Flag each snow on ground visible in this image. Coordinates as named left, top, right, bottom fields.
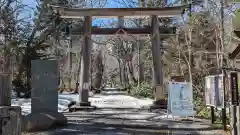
left=11, top=91, right=154, bottom=115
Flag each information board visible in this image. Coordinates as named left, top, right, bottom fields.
left=167, top=82, right=195, bottom=117
left=204, top=74, right=224, bottom=108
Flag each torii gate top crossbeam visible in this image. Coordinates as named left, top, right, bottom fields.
left=50, top=5, right=185, bottom=18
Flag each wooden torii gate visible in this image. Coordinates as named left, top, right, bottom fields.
left=51, top=5, right=184, bottom=108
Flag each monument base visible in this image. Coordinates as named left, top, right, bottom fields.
left=69, top=102, right=97, bottom=112
left=149, top=99, right=168, bottom=111
left=23, top=111, right=67, bottom=132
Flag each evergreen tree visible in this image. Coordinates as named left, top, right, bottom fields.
left=13, top=0, right=84, bottom=97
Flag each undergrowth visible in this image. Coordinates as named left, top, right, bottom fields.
left=129, top=82, right=229, bottom=125
left=129, top=83, right=154, bottom=99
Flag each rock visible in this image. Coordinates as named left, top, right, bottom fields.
left=89, top=91, right=94, bottom=96
left=45, top=112, right=67, bottom=126
left=22, top=112, right=67, bottom=132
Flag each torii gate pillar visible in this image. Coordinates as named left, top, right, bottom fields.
left=151, top=15, right=166, bottom=108
left=78, top=16, right=92, bottom=106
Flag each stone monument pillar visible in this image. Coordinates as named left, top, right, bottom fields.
left=31, top=60, right=58, bottom=113
left=23, top=60, right=67, bottom=132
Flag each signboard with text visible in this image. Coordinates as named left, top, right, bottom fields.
left=167, top=82, right=195, bottom=117
left=205, top=74, right=224, bottom=108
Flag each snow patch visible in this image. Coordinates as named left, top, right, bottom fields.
left=11, top=92, right=154, bottom=115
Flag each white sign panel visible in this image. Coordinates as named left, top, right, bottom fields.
left=204, top=74, right=224, bottom=108
left=167, top=82, right=195, bottom=117
left=83, top=82, right=89, bottom=89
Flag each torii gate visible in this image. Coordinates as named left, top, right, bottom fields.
left=51, top=5, right=184, bottom=109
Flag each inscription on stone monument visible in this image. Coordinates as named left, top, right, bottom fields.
left=31, top=60, right=58, bottom=113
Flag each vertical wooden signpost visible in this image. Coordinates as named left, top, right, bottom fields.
left=230, top=72, right=239, bottom=135
left=229, top=0, right=240, bottom=133
left=230, top=72, right=238, bottom=135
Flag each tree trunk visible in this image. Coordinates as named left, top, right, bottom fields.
left=75, top=52, right=82, bottom=93
left=138, top=41, right=144, bottom=82
left=67, top=30, right=73, bottom=90
left=123, top=62, right=129, bottom=88
left=92, top=50, right=104, bottom=90
left=117, top=59, right=123, bottom=87
left=127, top=61, right=137, bottom=83
left=187, top=29, right=193, bottom=83
left=132, top=50, right=144, bottom=83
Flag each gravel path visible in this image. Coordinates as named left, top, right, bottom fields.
left=21, top=90, right=227, bottom=135
left=22, top=109, right=226, bottom=135
left=21, top=109, right=227, bottom=135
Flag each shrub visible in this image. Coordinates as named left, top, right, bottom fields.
left=129, top=83, right=154, bottom=98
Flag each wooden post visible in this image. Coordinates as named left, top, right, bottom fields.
left=222, top=70, right=227, bottom=131
left=151, top=15, right=165, bottom=106
left=230, top=72, right=239, bottom=134
left=0, top=72, right=12, bottom=106
left=237, top=105, right=240, bottom=135
left=79, top=16, right=92, bottom=106
left=118, top=16, right=124, bottom=28
left=210, top=106, right=215, bottom=124
left=151, top=15, right=161, bottom=87
left=75, top=52, right=81, bottom=93
left=231, top=105, right=237, bottom=135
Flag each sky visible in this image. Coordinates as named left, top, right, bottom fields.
left=22, top=0, right=125, bottom=26
left=21, top=0, right=177, bottom=26
left=21, top=0, right=36, bottom=19
left=21, top=0, right=240, bottom=27
left=22, top=0, right=36, bottom=6
left=22, top=0, right=128, bottom=8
